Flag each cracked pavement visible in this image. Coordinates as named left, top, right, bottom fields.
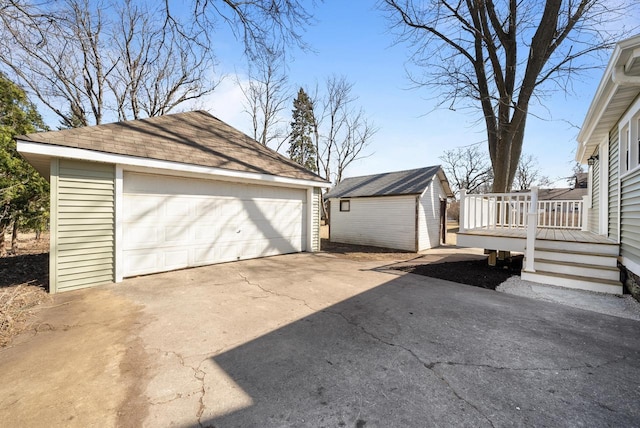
left=1, top=252, right=639, bottom=427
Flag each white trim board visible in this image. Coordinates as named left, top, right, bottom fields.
left=17, top=140, right=330, bottom=190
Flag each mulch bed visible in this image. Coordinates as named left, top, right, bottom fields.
left=321, top=239, right=523, bottom=290
left=393, top=255, right=523, bottom=290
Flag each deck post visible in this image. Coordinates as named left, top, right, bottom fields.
left=459, top=189, right=467, bottom=232
left=524, top=186, right=538, bottom=272
left=581, top=195, right=589, bottom=231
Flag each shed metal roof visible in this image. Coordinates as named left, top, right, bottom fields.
left=325, top=166, right=453, bottom=199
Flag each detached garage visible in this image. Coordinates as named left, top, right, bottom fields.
left=17, top=111, right=329, bottom=293
left=325, top=166, right=453, bottom=251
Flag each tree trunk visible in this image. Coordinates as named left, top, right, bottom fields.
left=0, top=225, right=6, bottom=257
left=11, top=220, right=18, bottom=254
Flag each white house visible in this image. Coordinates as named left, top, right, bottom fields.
left=325, top=166, right=453, bottom=251
left=17, top=111, right=330, bottom=293
left=576, top=34, right=640, bottom=299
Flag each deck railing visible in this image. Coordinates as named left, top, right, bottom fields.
left=459, top=188, right=589, bottom=273
left=459, top=189, right=586, bottom=232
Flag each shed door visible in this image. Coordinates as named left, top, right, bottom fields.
left=122, top=172, right=306, bottom=277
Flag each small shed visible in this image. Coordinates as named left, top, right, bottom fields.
left=17, top=111, right=329, bottom=293
left=325, top=166, right=453, bottom=251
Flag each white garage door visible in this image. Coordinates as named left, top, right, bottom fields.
left=123, top=172, right=307, bottom=277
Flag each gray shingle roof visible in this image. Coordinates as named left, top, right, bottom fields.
left=538, top=188, right=588, bottom=200
left=18, top=110, right=327, bottom=183
left=325, top=166, right=453, bottom=198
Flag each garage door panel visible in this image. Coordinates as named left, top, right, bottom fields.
left=123, top=172, right=307, bottom=277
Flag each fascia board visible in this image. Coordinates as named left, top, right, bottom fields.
left=17, top=140, right=331, bottom=189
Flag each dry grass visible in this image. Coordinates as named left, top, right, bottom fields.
left=0, top=284, right=50, bottom=347
left=1, top=232, right=50, bottom=348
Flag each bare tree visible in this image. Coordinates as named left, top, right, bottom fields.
left=107, top=1, right=216, bottom=121
left=0, top=0, right=106, bottom=127
left=0, top=0, right=314, bottom=125
left=382, top=0, right=637, bottom=192
left=439, top=144, right=492, bottom=196
left=239, top=50, right=290, bottom=150
left=169, top=0, right=316, bottom=58
left=512, top=154, right=552, bottom=190
left=314, top=75, right=376, bottom=184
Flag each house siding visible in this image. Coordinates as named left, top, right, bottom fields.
left=50, top=159, right=115, bottom=293
left=329, top=195, right=416, bottom=251
left=620, top=167, right=640, bottom=269
left=418, top=178, right=444, bottom=250
left=589, top=156, right=600, bottom=233
left=608, top=127, right=620, bottom=240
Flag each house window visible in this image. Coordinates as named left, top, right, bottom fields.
left=621, top=123, right=631, bottom=173
left=339, top=200, right=350, bottom=212
left=618, top=96, right=640, bottom=177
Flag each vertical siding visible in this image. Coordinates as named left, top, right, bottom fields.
left=311, top=187, right=321, bottom=252
left=608, top=127, right=619, bottom=240
left=417, top=178, right=444, bottom=250
left=51, top=159, right=115, bottom=292
left=620, top=167, right=640, bottom=266
left=588, top=156, right=600, bottom=232
left=329, top=196, right=416, bottom=251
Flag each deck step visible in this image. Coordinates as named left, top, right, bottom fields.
left=534, top=248, right=618, bottom=267
left=531, top=258, right=620, bottom=281
left=521, top=270, right=623, bottom=295
left=534, top=239, right=619, bottom=255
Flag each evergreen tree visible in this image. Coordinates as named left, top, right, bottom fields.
left=0, top=74, right=49, bottom=255
left=287, top=88, right=317, bottom=172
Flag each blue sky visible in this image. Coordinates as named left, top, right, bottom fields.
left=200, top=1, right=611, bottom=187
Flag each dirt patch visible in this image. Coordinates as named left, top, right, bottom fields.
left=321, top=239, right=421, bottom=262
left=393, top=255, right=523, bottom=290
left=1, top=233, right=50, bottom=348
left=0, top=284, right=50, bottom=347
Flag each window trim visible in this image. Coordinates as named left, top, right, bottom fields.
left=619, top=96, right=640, bottom=179
left=339, top=199, right=350, bottom=212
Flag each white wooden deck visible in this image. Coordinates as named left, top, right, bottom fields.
left=458, top=227, right=616, bottom=244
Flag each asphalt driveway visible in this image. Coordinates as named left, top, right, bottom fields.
left=1, top=252, right=639, bottom=427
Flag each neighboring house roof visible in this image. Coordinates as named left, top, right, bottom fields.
left=537, top=188, right=588, bottom=201
left=324, top=166, right=454, bottom=199
left=577, top=34, right=640, bottom=163
left=17, top=110, right=327, bottom=184
left=575, top=172, right=588, bottom=188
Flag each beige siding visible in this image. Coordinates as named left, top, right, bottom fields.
left=51, top=159, right=115, bottom=293
left=329, top=195, right=416, bottom=251
left=588, top=156, right=600, bottom=232
left=417, top=178, right=444, bottom=250
left=311, top=187, right=321, bottom=252
left=608, top=127, right=620, bottom=240
left=620, top=167, right=640, bottom=266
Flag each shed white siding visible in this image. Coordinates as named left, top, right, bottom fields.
left=311, top=187, right=322, bottom=252
left=329, top=195, right=416, bottom=251
left=122, top=172, right=307, bottom=277
left=418, top=179, right=444, bottom=250
left=50, top=159, right=115, bottom=293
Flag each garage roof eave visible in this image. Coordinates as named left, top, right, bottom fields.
left=17, top=140, right=331, bottom=189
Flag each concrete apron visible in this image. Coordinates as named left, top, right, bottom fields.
left=0, top=252, right=639, bottom=427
